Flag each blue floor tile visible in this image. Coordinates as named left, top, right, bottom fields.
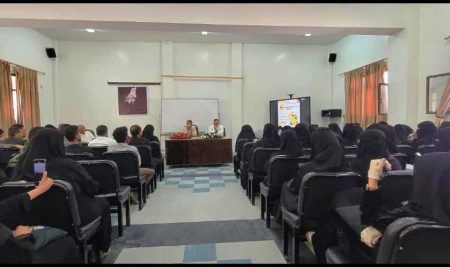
left=194, top=180, right=210, bottom=184
left=178, top=184, right=195, bottom=188
left=183, top=243, right=217, bottom=262
left=193, top=188, right=210, bottom=193
left=223, top=179, right=238, bottom=183
left=164, top=181, right=180, bottom=185
left=209, top=183, right=225, bottom=188
left=217, top=259, right=252, bottom=264
left=181, top=176, right=196, bottom=180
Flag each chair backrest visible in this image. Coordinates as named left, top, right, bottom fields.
left=392, top=153, right=408, bottom=170
left=376, top=217, right=450, bottom=263
left=103, top=151, right=140, bottom=178
left=379, top=170, right=414, bottom=210
left=0, top=181, right=35, bottom=202
left=236, top=139, right=250, bottom=155
left=302, top=147, right=312, bottom=156
left=135, top=145, right=153, bottom=168
left=343, top=154, right=357, bottom=169
left=29, top=180, right=83, bottom=240
left=417, top=144, right=436, bottom=155
left=0, top=146, right=21, bottom=166
left=149, top=141, right=162, bottom=158
left=78, top=160, right=120, bottom=195
left=266, top=155, right=305, bottom=194
left=251, top=147, right=280, bottom=174
left=90, top=146, right=108, bottom=160
left=396, top=145, right=414, bottom=163
left=240, top=141, right=255, bottom=165
left=65, top=152, right=94, bottom=161
left=298, top=172, right=362, bottom=223
left=343, top=145, right=358, bottom=155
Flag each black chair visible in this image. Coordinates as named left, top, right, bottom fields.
left=78, top=160, right=131, bottom=237
left=29, top=180, right=102, bottom=263
left=0, top=146, right=21, bottom=168
left=103, top=151, right=149, bottom=210
left=90, top=146, right=108, bottom=160
left=343, top=145, right=358, bottom=155
left=417, top=144, right=436, bottom=155
left=239, top=141, right=255, bottom=191
left=0, top=180, right=35, bottom=201
left=248, top=147, right=280, bottom=205
left=281, top=172, right=362, bottom=264
left=397, top=145, right=414, bottom=164
left=260, top=155, right=307, bottom=228
left=326, top=217, right=450, bottom=264
left=302, top=147, right=312, bottom=156
left=379, top=170, right=414, bottom=210
left=234, top=139, right=251, bottom=178
left=135, top=145, right=156, bottom=194
left=149, top=141, right=164, bottom=180
left=343, top=154, right=357, bottom=169
left=65, top=152, right=94, bottom=161
left=392, top=153, right=408, bottom=170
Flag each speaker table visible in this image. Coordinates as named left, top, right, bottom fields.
left=165, top=138, right=233, bottom=166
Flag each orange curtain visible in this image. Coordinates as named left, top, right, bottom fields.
left=345, top=69, right=364, bottom=124
left=435, top=74, right=450, bottom=126
left=16, top=67, right=40, bottom=129
left=0, top=61, right=14, bottom=132
left=364, top=61, right=388, bottom=127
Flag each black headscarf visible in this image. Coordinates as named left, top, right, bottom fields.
left=394, top=124, right=409, bottom=144
left=328, top=123, right=343, bottom=137
left=261, top=123, right=280, bottom=147
left=294, top=123, right=311, bottom=148
left=310, top=128, right=344, bottom=171
left=411, top=152, right=450, bottom=225
left=237, top=124, right=256, bottom=141
left=342, top=123, right=360, bottom=146
left=351, top=129, right=388, bottom=178
left=435, top=126, right=450, bottom=152
left=142, top=124, right=155, bottom=140
left=440, top=121, right=450, bottom=128
left=417, top=121, right=437, bottom=140
left=309, top=124, right=319, bottom=133
left=367, top=123, right=398, bottom=153
left=279, top=129, right=299, bottom=157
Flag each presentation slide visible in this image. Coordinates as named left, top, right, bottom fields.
left=277, top=99, right=301, bottom=127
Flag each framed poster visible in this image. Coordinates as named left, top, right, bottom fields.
left=118, top=86, right=147, bottom=115
left=426, top=73, right=450, bottom=114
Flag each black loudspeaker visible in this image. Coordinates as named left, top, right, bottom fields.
left=46, top=48, right=56, bottom=58
left=321, top=109, right=342, bottom=117
left=328, top=53, right=337, bottom=63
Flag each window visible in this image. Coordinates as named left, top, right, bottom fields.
left=11, top=74, right=18, bottom=123
left=378, top=71, right=388, bottom=115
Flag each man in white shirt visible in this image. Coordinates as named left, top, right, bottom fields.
left=88, top=125, right=118, bottom=147
left=207, top=119, right=225, bottom=137
left=78, top=124, right=95, bottom=143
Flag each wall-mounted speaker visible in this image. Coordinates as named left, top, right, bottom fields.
left=328, top=53, right=337, bottom=63
left=46, top=48, right=56, bottom=58
left=321, top=109, right=342, bottom=117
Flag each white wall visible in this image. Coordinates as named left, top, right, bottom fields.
left=0, top=27, right=55, bottom=126
left=55, top=41, right=161, bottom=137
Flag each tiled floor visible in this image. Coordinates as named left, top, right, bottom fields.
left=107, top=164, right=314, bottom=264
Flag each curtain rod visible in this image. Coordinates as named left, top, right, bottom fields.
left=338, top=58, right=387, bottom=77
left=0, top=58, right=46, bottom=76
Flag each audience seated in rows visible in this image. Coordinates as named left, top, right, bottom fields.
left=129, top=125, right=152, bottom=147
left=440, top=121, right=450, bottom=128
left=234, top=125, right=256, bottom=175
left=78, top=124, right=95, bottom=144
left=394, top=124, right=410, bottom=145
left=88, top=125, right=117, bottom=147
left=0, top=173, right=82, bottom=263
left=0, top=124, right=26, bottom=146
left=142, top=124, right=160, bottom=144
left=367, top=123, right=399, bottom=154
left=410, top=121, right=437, bottom=151
left=281, top=127, right=347, bottom=213
left=294, top=123, right=311, bottom=150
left=328, top=123, right=343, bottom=137
left=64, top=125, right=94, bottom=155
left=11, top=128, right=112, bottom=255
left=342, top=123, right=361, bottom=147
left=7, top=126, right=44, bottom=170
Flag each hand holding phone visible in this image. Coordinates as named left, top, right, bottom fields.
left=33, top=159, right=46, bottom=184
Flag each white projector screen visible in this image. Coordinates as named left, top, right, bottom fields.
left=161, top=98, right=219, bottom=134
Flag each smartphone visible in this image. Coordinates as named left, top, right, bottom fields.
left=33, top=159, right=46, bottom=184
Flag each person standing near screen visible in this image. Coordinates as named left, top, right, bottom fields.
left=208, top=119, right=225, bottom=137
left=182, top=120, right=198, bottom=137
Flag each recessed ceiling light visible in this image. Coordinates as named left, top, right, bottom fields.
left=86, top=29, right=96, bottom=33
left=201, top=31, right=208, bottom=35
left=304, top=33, right=312, bottom=37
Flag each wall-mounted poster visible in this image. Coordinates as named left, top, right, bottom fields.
left=118, top=86, right=147, bottom=115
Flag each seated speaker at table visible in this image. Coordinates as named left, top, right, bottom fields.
left=207, top=119, right=225, bottom=137
left=182, top=120, right=198, bottom=138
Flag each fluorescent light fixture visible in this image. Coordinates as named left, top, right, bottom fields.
left=304, top=33, right=312, bottom=37
left=86, top=29, right=96, bottom=33
left=201, top=31, right=208, bottom=35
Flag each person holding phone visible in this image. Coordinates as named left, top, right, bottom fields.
left=0, top=172, right=82, bottom=263
left=11, top=128, right=112, bottom=260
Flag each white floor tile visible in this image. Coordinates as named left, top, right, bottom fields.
left=216, top=240, right=286, bottom=264
left=115, top=245, right=185, bottom=264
